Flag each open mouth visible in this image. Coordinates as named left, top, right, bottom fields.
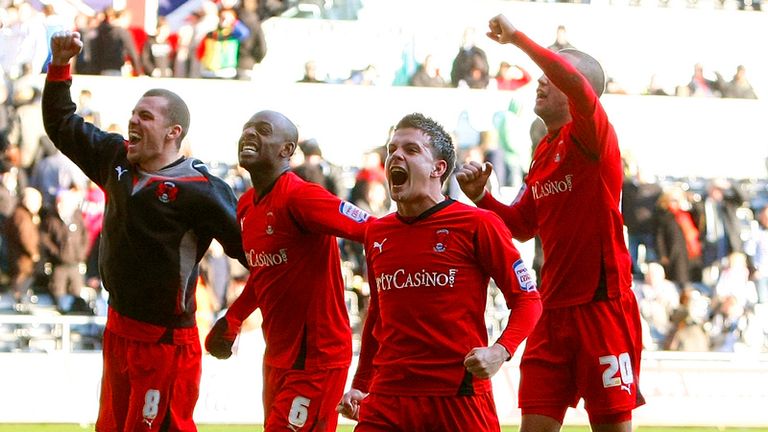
left=390, top=167, right=408, bottom=186
left=240, top=146, right=258, bottom=156
left=128, top=132, right=141, bottom=144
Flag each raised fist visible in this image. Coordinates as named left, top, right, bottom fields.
left=50, top=31, right=83, bottom=66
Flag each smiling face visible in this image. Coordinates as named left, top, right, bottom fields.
left=534, top=50, right=605, bottom=128
left=533, top=74, right=571, bottom=125
left=385, top=127, right=446, bottom=206
left=127, top=96, right=180, bottom=169
left=237, top=110, right=297, bottom=181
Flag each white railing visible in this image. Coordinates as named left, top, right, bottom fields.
left=0, top=313, right=106, bottom=353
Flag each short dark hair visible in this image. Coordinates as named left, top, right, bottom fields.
left=395, top=113, right=455, bottom=183
left=142, top=88, right=191, bottom=145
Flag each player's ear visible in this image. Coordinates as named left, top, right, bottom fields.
left=282, top=141, right=297, bottom=159
left=166, top=124, right=182, bottom=141
left=431, top=160, right=447, bottom=178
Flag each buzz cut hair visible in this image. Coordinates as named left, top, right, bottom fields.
left=395, top=113, right=456, bottom=183
left=142, top=88, right=191, bottom=145
left=558, top=49, right=606, bottom=97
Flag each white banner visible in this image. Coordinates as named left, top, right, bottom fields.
left=1, top=332, right=766, bottom=427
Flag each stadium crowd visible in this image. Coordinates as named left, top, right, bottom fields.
left=0, top=0, right=766, bottom=357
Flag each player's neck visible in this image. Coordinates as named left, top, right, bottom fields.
left=396, top=193, right=445, bottom=218
left=250, top=166, right=289, bottom=196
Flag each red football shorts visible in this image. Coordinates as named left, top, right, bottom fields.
left=262, top=365, right=348, bottom=432
left=355, top=392, right=501, bottom=432
left=518, top=289, right=645, bottom=423
left=96, top=328, right=202, bottom=432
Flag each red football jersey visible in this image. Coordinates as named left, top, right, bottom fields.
left=352, top=199, right=541, bottom=396
left=478, top=33, right=632, bottom=309
left=227, top=172, right=370, bottom=369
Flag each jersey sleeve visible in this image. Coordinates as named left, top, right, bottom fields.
left=351, top=245, right=380, bottom=393
left=224, top=270, right=258, bottom=325
left=474, top=211, right=542, bottom=357
left=513, top=31, right=609, bottom=159
left=197, top=170, right=247, bottom=268
left=42, top=63, right=124, bottom=186
left=477, top=184, right=538, bottom=242
left=287, top=181, right=372, bottom=243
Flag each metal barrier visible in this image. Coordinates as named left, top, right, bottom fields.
left=0, top=313, right=106, bottom=353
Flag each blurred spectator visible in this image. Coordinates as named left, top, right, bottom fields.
left=409, top=54, right=447, bottom=88
left=292, top=138, right=343, bottom=196
left=0, top=68, right=14, bottom=145
left=39, top=188, right=89, bottom=309
left=4, top=187, right=42, bottom=302
left=40, top=4, right=67, bottom=72
left=141, top=17, right=177, bottom=78
left=121, top=9, right=148, bottom=75
left=12, top=76, right=46, bottom=171
left=623, top=161, right=662, bottom=278
left=686, top=63, right=722, bottom=97
left=746, top=206, right=768, bottom=303
left=450, top=27, right=489, bottom=89
left=645, top=74, right=670, bottom=96
left=73, top=13, right=99, bottom=75
left=76, top=89, right=101, bottom=127
left=492, top=98, right=528, bottom=187
left=701, top=179, right=745, bottom=270
left=736, top=0, right=762, bottom=10
left=0, top=145, right=28, bottom=218
left=722, top=65, right=757, bottom=99
left=355, top=150, right=386, bottom=185
left=0, top=2, right=48, bottom=77
left=453, top=110, right=481, bottom=151
left=713, top=252, right=758, bottom=309
left=200, top=240, right=229, bottom=314
left=297, top=60, right=325, bottom=83
left=81, top=179, right=104, bottom=283
left=197, top=7, right=251, bottom=79
left=655, top=188, right=702, bottom=289
left=547, top=24, right=575, bottom=51
left=345, top=64, right=378, bottom=85
left=91, top=8, right=143, bottom=76
left=664, top=288, right=710, bottom=351
left=258, top=0, right=292, bottom=19
left=494, top=61, right=531, bottom=91
left=236, top=0, right=268, bottom=80
left=635, top=262, right=681, bottom=348
left=30, top=137, right=88, bottom=210
left=605, top=76, right=628, bottom=95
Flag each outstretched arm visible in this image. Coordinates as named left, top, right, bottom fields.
left=487, top=15, right=596, bottom=112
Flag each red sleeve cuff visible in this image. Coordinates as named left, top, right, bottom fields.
left=47, top=63, right=72, bottom=82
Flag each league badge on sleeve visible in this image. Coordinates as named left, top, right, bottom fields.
left=339, top=201, right=370, bottom=223
left=513, top=259, right=536, bottom=292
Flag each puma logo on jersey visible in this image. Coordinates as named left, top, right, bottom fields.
left=115, top=166, right=128, bottom=181
left=620, top=384, right=632, bottom=395
left=373, top=239, right=387, bottom=253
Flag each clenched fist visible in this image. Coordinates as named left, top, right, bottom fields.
left=50, top=31, right=83, bottom=66
left=204, top=315, right=242, bottom=359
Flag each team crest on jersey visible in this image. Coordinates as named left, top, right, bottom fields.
left=265, top=211, right=275, bottom=235
left=156, top=181, right=178, bottom=203
left=513, top=259, right=536, bottom=292
left=433, top=228, right=450, bottom=252
left=339, top=201, right=370, bottom=223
